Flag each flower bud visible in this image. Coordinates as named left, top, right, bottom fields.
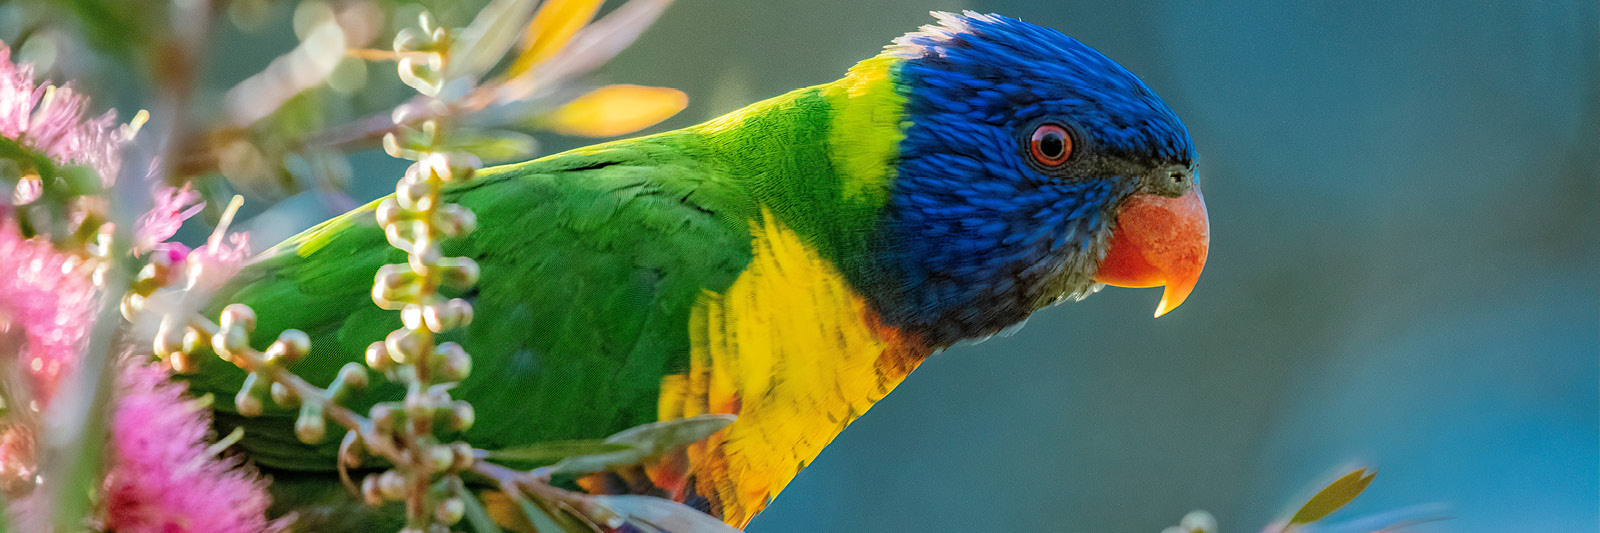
left=387, top=364, right=418, bottom=385
left=1178, top=511, right=1217, bottom=533
left=450, top=441, right=475, bottom=471
left=168, top=350, right=200, bottom=374
left=376, top=263, right=417, bottom=289
left=385, top=328, right=425, bottom=365
left=153, top=320, right=186, bottom=358
left=448, top=400, right=474, bottom=433
left=436, top=497, right=465, bottom=525
left=373, top=269, right=419, bottom=310
left=375, top=198, right=407, bottom=227
left=428, top=444, right=455, bottom=472
left=211, top=327, right=250, bottom=358
left=235, top=376, right=265, bottom=417
left=405, top=389, right=435, bottom=421
left=436, top=257, right=479, bottom=289
left=361, top=474, right=385, bottom=505
left=182, top=327, right=205, bottom=354
left=365, top=340, right=393, bottom=370
left=408, top=242, right=440, bottom=273
left=433, top=204, right=476, bottom=237
left=434, top=342, right=471, bottom=382
left=266, top=329, right=311, bottom=364
left=220, top=304, right=257, bottom=332
left=422, top=302, right=462, bottom=333
left=377, top=470, right=408, bottom=500
left=295, top=407, right=327, bottom=444
left=338, top=362, right=370, bottom=390
left=443, top=153, right=481, bottom=183
left=451, top=299, right=473, bottom=328
left=396, top=174, right=434, bottom=211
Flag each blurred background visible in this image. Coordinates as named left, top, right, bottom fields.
left=6, top=1, right=1594, bottom=531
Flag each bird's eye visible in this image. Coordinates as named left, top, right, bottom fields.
left=1029, top=123, right=1073, bottom=167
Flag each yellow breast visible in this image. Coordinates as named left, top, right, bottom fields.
left=652, top=210, right=930, bottom=527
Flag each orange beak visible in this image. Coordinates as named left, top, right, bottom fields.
left=1093, top=188, right=1210, bottom=317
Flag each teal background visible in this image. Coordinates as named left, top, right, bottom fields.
left=53, top=0, right=1597, bottom=530
left=599, top=3, right=1597, bottom=532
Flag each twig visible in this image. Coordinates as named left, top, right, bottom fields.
left=185, top=315, right=371, bottom=435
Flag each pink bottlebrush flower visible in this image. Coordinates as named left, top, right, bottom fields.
left=101, top=362, right=281, bottom=533
left=0, top=216, right=100, bottom=403
left=136, top=184, right=204, bottom=254
left=187, top=229, right=253, bottom=290
left=2, top=41, right=273, bottom=532
left=0, top=44, right=124, bottom=182
left=133, top=201, right=254, bottom=328
left=0, top=40, right=129, bottom=404
left=0, top=38, right=131, bottom=403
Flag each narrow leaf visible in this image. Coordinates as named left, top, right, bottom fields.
left=549, top=414, right=733, bottom=477
left=440, top=128, right=541, bottom=163
left=592, top=494, right=742, bottom=533
left=507, top=0, right=605, bottom=77
left=543, top=84, right=687, bottom=137
left=43, top=231, right=130, bottom=532
left=511, top=491, right=574, bottom=533
left=449, top=479, right=506, bottom=533
left=449, top=0, right=543, bottom=82
left=496, top=0, right=672, bottom=101
left=486, top=439, right=634, bottom=467
left=1290, top=467, right=1377, bottom=524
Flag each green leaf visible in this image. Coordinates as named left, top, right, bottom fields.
left=549, top=414, right=734, bottom=477
left=1289, top=467, right=1377, bottom=524
left=525, top=0, right=673, bottom=82
left=0, top=135, right=60, bottom=181
left=592, top=494, right=742, bottom=533
left=440, top=129, right=540, bottom=163
left=485, top=439, right=634, bottom=468
left=449, top=0, right=543, bottom=82
left=507, top=490, right=592, bottom=533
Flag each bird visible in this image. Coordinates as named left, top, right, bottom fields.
left=182, top=11, right=1209, bottom=530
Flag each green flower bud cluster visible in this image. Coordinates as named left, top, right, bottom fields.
left=204, top=304, right=370, bottom=447
left=348, top=11, right=490, bottom=529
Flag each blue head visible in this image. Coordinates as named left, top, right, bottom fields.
left=864, top=12, right=1202, bottom=345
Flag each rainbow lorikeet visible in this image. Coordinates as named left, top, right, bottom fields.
left=186, top=11, right=1208, bottom=530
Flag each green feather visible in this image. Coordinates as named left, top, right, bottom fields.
left=186, top=132, right=764, bottom=469
left=180, top=56, right=909, bottom=509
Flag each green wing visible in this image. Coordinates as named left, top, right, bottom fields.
left=183, top=133, right=758, bottom=471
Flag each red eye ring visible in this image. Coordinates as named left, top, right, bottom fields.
left=1029, top=123, right=1073, bottom=166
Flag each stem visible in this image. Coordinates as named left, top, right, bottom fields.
left=186, top=316, right=371, bottom=435
left=40, top=241, right=128, bottom=532
left=35, top=0, right=222, bottom=518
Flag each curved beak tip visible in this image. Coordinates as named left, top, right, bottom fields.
left=1152, top=280, right=1197, bottom=318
